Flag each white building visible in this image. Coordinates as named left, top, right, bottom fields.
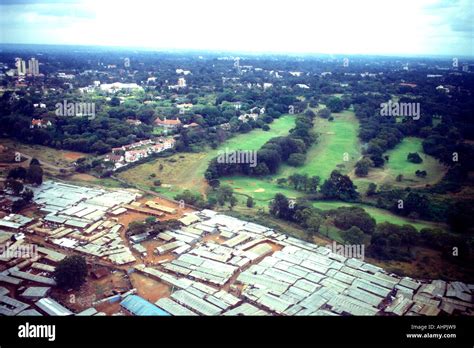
left=28, top=58, right=40, bottom=76
left=178, top=77, right=187, bottom=87
left=15, top=58, right=26, bottom=76
left=99, top=82, right=142, bottom=93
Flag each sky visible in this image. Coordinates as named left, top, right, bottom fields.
left=0, top=0, right=472, bottom=57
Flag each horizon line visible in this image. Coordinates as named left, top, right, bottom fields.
left=1, top=42, right=473, bottom=61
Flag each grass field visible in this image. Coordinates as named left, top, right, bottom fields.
left=277, top=109, right=361, bottom=180
left=118, top=115, right=296, bottom=197
left=0, top=138, right=88, bottom=168
left=218, top=109, right=361, bottom=204
left=311, top=200, right=445, bottom=231
left=353, top=137, right=447, bottom=192
left=220, top=175, right=304, bottom=205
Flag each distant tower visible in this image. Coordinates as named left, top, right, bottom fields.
left=234, top=57, right=241, bottom=74
left=28, top=58, right=39, bottom=76
left=15, top=58, right=26, bottom=76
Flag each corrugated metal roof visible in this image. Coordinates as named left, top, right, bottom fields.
left=120, top=295, right=170, bottom=316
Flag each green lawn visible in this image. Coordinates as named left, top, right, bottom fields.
left=353, top=137, right=447, bottom=192
left=220, top=109, right=361, bottom=204
left=220, top=175, right=304, bottom=206
left=312, top=201, right=444, bottom=231
left=277, top=109, right=361, bottom=180
left=118, top=115, right=296, bottom=196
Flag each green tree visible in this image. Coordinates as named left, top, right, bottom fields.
left=246, top=197, right=254, bottom=208
left=355, top=158, right=372, bottom=177
left=317, top=107, right=331, bottom=119
left=341, top=226, right=365, bottom=245
left=26, top=164, right=43, bottom=185
left=229, top=195, right=238, bottom=210
left=320, top=170, right=359, bottom=201
left=366, top=183, right=377, bottom=196
left=407, top=152, right=423, bottom=164
left=326, top=97, right=344, bottom=112
left=287, top=153, right=306, bottom=167
left=5, top=179, right=23, bottom=195
left=53, top=255, right=88, bottom=290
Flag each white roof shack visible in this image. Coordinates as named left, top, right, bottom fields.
left=36, top=297, right=73, bottom=316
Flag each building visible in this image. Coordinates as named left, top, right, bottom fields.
left=436, top=85, right=450, bottom=93
left=15, top=58, right=26, bottom=76
left=36, top=298, right=73, bottom=316
left=126, top=119, right=142, bottom=126
left=28, top=58, right=40, bottom=76
left=238, top=113, right=259, bottom=122
left=120, top=295, right=170, bottom=316
left=99, top=82, right=142, bottom=93
left=154, top=117, right=182, bottom=129
left=178, top=77, right=186, bottom=87
left=30, top=119, right=52, bottom=128
left=176, top=69, right=191, bottom=75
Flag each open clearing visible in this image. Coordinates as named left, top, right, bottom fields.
left=220, top=175, right=304, bottom=205
left=220, top=109, right=361, bottom=205
left=277, top=109, right=361, bottom=180
left=312, top=200, right=446, bottom=231
left=118, top=114, right=296, bottom=197
left=353, top=137, right=447, bottom=192
left=0, top=137, right=88, bottom=168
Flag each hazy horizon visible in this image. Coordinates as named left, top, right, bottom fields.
left=0, top=0, right=473, bottom=57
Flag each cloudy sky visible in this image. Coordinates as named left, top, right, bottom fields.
left=0, top=0, right=472, bottom=57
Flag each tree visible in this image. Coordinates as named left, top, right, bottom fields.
left=341, top=226, right=365, bottom=245
left=317, top=108, right=331, bottom=119
left=153, top=180, right=162, bottom=187
left=308, top=176, right=321, bottom=193
left=246, top=197, right=254, bottom=208
left=5, top=179, right=23, bottom=195
left=355, top=158, right=372, bottom=177
left=53, top=255, right=88, bottom=290
left=269, top=193, right=292, bottom=220
left=110, top=97, right=121, bottom=107
left=11, top=199, right=28, bottom=213
left=326, top=97, right=344, bottom=113
left=216, top=185, right=234, bottom=206
left=26, top=163, right=43, bottom=185
left=287, top=153, right=306, bottom=167
left=332, top=207, right=376, bottom=234
left=21, top=188, right=34, bottom=202
left=320, top=170, right=359, bottom=201
left=229, top=195, right=238, bottom=210
left=29, top=158, right=40, bottom=166
left=447, top=201, right=474, bottom=233
left=415, top=170, right=427, bottom=178
left=366, top=183, right=377, bottom=196
left=208, top=179, right=221, bottom=189
left=304, top=212, right=323, bottom=235
left=7, top=167, right=27, bottom=180
left=407, top=152, right=423, bottom=164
